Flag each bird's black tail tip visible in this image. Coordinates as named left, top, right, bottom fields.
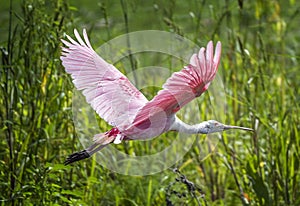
left=64, top=150, right=90, bottom=165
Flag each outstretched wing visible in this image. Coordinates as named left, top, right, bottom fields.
left=132, top=41, right=221, bottom=127
left=61, top=29, right=148, bottom=129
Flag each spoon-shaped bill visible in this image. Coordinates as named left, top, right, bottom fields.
left=224, top=125, right=254, bottom=132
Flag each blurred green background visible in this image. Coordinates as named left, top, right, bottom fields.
left=1, top=0, right=299, bottom=205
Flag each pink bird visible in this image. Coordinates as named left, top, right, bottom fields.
left=61, top=29, right=253, bottom=165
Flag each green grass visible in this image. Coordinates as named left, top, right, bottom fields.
left=1, top=0, right=300, bottom=205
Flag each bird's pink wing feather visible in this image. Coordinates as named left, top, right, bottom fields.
left=61, top=29, right=148, bottom=129
left=132, top=41, right=221, bottom=128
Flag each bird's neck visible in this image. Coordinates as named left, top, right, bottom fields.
left=170, top=117, right=208, bottom=134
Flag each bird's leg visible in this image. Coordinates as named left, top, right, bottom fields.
left=64, top=142, right=109, bottom=165
left=64, top=131, right=118, bottom=165
left=64, top=149, right=90, bottom=165
left=64, top=129, right=126, bottom=165
left=64, top=133, right=115, bottom=165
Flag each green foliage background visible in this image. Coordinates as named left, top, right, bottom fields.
left=1, top=0, right=299, bottom=205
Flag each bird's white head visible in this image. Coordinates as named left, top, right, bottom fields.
left=199, top=120, right=253, bottom=134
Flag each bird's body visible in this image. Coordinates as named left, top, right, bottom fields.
left=61, top=29, right=253, bottom=165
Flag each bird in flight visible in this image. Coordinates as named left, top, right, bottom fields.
left=61, top=29, right=253, bottom=165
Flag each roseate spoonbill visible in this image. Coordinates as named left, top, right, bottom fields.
left=61, top=29, right=253, bottom=165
